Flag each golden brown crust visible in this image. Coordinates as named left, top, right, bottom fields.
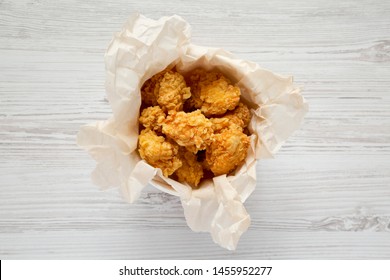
left=186, top=69, right=224, bottom=110
left=206, top=129, right=250, bottom=176
left=139, top=106, right=166, bottom=132
left=141, top=70, right=168, bottom=106
left=199, top=78, right=240, bottom=116
left=186, top=68, right=240, bottom=116
left=223, top=102, right=251, bottom=129
left=138, top=129, right=182, bottom=177
left=162, top=110, right=214, bottom=153
left=209, top=117, right=243, bottom=134
left=141, top=70, right=191, bottom=112
left=158, top=71, right=191, bottom=112
left=175, top=148, right=204, bottom=187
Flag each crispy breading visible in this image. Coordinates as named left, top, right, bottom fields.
left=175, top=148, right=204, bottom=187
left=206, top=129, right=250, bottom=176
left=223, top=102, right=251, bottom=129
left=162, top=110, right=214, bottom=153
left=209, top=117, right=243, bottom=134
left=186, top=69, right=224, bottom=109
left=200, top=78, right=240, bottom=116
left=139, top=106, right=166, bottom=132
left=140, top=70, right=168, bottom=106
left=186, top=68, right=240, bottom=116
left=142, top=70, right=191, bottom=112
left=158, top=71, right=191, bottom=112
left=138, top=129, right=182, bottom=177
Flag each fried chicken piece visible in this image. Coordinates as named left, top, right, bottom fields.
left=158, top=71, right=191, bottom=112
left=186, top=69, right=225, bottom=109
left=141, top=70, right=168, bottom=106
left=200, top=79, right=241, bottom=116
left=138, top=129, right=182, bottom=177
left=209, top=117, right=243, bottom=134
left=206, top=129, right=250, bottom=176
left=175, top=148, right=204, bottom=187
left=223, top=102, right=251, bottom=129
left=139, top=106, right=166, bottom=132
left=162, top=110, right=214, bottom=153
left=186, top=68, right=240, bottom=116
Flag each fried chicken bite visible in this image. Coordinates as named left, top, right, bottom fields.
left=162, top=110, right=214, bottom=153
left=186, top=69, right=224, bottom=109
left=158, top=71, right=191, bottom=112
left=138, top=129, right=182, bottom=177
left=139, top=106, right=166, bottom=132
left=223, top=102, right=251, bottom=129
left=141, top=70, right=191, bottom=112
left=200, top=78, right=241, bottom=116
left=175, top=148, right=204, bottom=187
left=141, top=70, right=168, bottom=106
left=206, top=129, right=250, bottom=176
left=186, top=68, right=240, bottom=116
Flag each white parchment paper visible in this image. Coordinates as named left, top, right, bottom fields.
left=77, top=13, right=308, bottom=250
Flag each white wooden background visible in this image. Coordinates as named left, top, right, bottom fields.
left=1, top=0, right=389, bottom=259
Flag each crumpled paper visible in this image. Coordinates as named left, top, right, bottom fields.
left=77, top=13, right=308, bottom=250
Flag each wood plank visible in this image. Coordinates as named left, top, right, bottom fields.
left=1, top=0, right=390, bottom=259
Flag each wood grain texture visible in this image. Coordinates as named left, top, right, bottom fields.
left=1, top=0, right=390, bottom=259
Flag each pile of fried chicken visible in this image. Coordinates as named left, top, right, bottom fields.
left=138, top=68, right=251, bottom=187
